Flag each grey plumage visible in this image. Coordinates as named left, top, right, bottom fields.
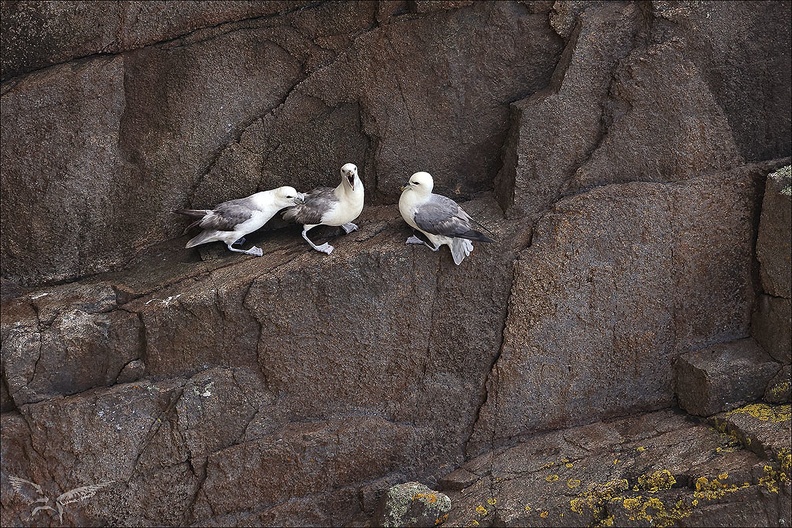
left=177, top=186, right=304, bottom=256
left=399, top=171, right=493, bottom=265
left=283, top=163, right=364, bottom=254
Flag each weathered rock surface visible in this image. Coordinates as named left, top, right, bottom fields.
left=756, top=166, right=792, bottom=299
left=374, top=482, right=451, bottom=528
left=752, top=165, right=792, bottom=365
left=752, top=294, right=792, bottom=366
left=469, top=166, right=766, bottom=455
left=674, top=338, right=781, bottom=417
left=2, top=1, right=791, bottom=527
left=437, top=407, right=791, bottom=527
left=1, top=1, right=562, bottom=287
left=765, top=365, right=792, bottom=404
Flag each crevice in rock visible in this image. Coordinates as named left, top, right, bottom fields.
left=128, top=386, right=184, bottom=481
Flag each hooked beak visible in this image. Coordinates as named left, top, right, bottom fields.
left=401, top=184, right=410, bottom=192
left=346, top=173, right=356, bottom=190
left=294, top=193, right=307, bottom=204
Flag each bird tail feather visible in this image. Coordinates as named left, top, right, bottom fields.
left=176, top=209, right=208, bottom=234
left=450, top=238, right=473, bottom=265
left=175, top=209, right=208, bottom=219
left=458, top=229, right=495, bottom=243
left=185, top=230, right=219, bottom=249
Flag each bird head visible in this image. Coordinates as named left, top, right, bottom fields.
left=277, top=186, right=306, bottom=206
left=401, top=171, right=434, bottom=194
left=340, top=163, right=359, bottom=191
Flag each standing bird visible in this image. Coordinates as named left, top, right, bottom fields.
left=176, top=186, right=304, bottom=256
left=283, top=163, right=364, bottom=254
left=399, top=171, right=494, bottom=265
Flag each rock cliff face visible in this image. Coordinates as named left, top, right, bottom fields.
left=1, top=1, right=790, bottom=526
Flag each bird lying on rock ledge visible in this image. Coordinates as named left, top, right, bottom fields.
left=176, top=186, right=304, bottom=256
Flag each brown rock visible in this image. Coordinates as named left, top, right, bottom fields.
left=765, top=366, right=792, bottom=404
left=0, top=1, right=310, bottom=80
left=470, top=169, right=760, bottom=455
left=674, top=338, right=781, bottom=417
left=495, top=1, right=643, bottom=217
left=756, top=166, right=792, bottom=298
left=1, top=282, right=142, bottom=406
left=709, top=403, right=792, bottom=461
left=752, top=294, right=792, bottom=365
left=440, top=409, right=790, bottom=528
left=564, top=37, right=743, bottom=193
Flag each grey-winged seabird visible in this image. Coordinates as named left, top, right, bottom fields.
left=399, top=171, right=494, bottom=265
left=177, top=186, right=304, bottom=256
left=282, top=163, right=364, bottom=254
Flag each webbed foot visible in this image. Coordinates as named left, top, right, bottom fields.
left=341, top=223, right=358, bottom=234
left=313, top=243, right=334, bottom=255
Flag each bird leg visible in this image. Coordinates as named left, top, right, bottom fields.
left=225, top=244, right=263, bottom=257
left=232, top=237, right=246, bottom=246
left=302, top=228, right=334, bottom=254
left=406, top=235, right=439, bottom=251
left=340, top=222, right=358, bottom=234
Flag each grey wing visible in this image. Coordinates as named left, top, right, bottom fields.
left=415, top=195, right=494, bottom=242
left=282, top=187, right=336, bottom=224
left=200, top=200, right=254, bottom=231
left=414, top=195, right=474, bottom=237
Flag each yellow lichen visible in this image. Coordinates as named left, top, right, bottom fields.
left=475, top=505, right=488, bottom=515
left=766, top=380, right=791, bottom=400
left=614, top=494, right=691, bottom=527
left=524, top=505, right=532, bottom=512
left=636, top=446, right=646, bottom=452
left=693, top=475, right=750, bottom=500
left=637, top=469, right=677, bottom=492
left=725, top=403, right=791, bottom=423
left=540, top=510, right=549, bottom=518
left=434, top=513, right=448, bottom=525
left=545, top=474, right=560, bottom=482
left=759, top=464, right=784, bottom=493
left=414, top=492, right=438, bottom=504
left=565, top=462, right=574, bottom=468
left=569, top=479, right=629, bottom=519
left=623, top=497, right=641, bottom=510
left=567, top=478, right=581, bottom=489
left=486, top=497, right=497, bottom=506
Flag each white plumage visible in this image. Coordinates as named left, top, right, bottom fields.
left=283, top=163, right=364, bottom=254
left=399, top=171, right=493, bottom=265
left=177, top=186, right=304, bottom=256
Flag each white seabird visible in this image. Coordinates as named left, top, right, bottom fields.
left=177, top=186, right=304, bottom=256
left=399, top=171, right=494, bottom=265
left=282, top=163, right=364, bottom=254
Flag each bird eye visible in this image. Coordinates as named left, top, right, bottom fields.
left=412, top=181, right=419, bottom=185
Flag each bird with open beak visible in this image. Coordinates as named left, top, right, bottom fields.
left=283, top=163, right=364, bottom=254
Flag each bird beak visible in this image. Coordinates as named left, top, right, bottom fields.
left=401, top=184, right=410, bottom=192
left=294, top=193, right=306, bottom=204
left=347, top=173, right=356, bottom=190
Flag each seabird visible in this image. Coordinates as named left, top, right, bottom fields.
left=398, top=171, right=494, bottom=265
left=176, top=186, right=304, bottom=256
left=282, top=163, right=364, bottom=254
